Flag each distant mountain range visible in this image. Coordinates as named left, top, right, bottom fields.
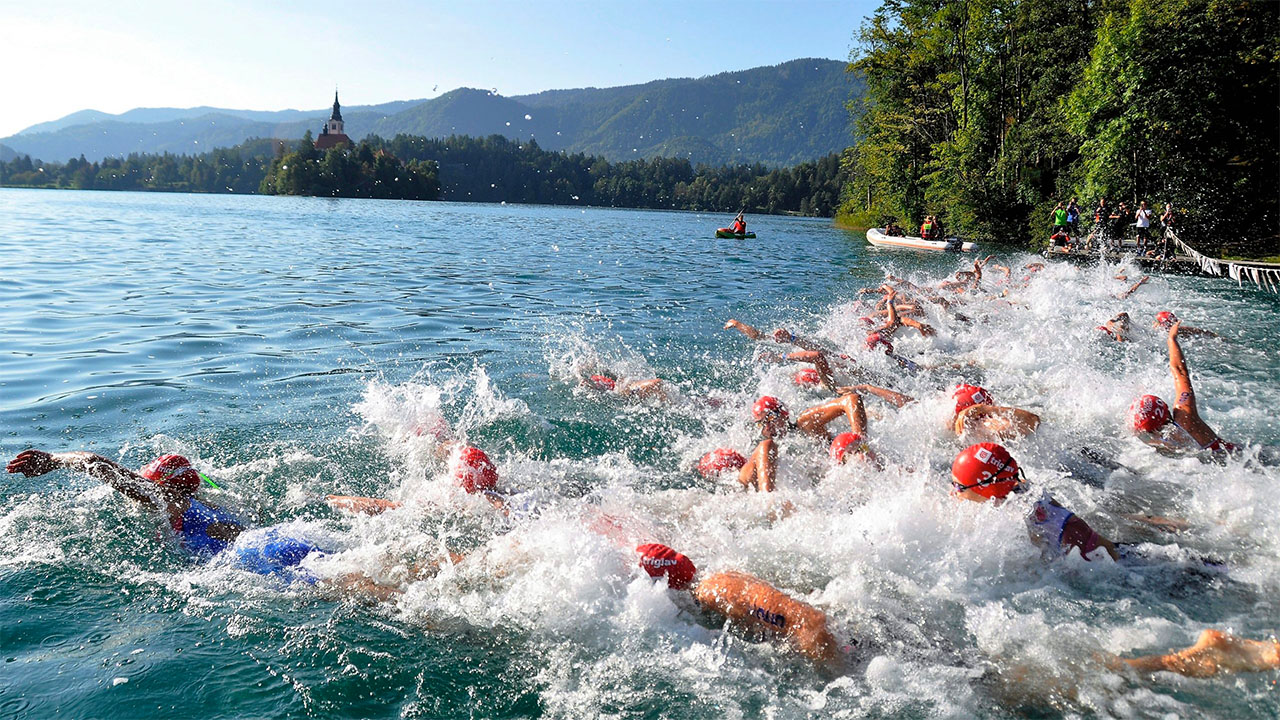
left=2, top=59, right=858, bottom=168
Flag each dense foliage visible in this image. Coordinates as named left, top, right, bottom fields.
left=260, top=132, right=440, bottom=200
left=0, top=134, right=848, bottom=216
left=841, top=0, right=1279, bottom=250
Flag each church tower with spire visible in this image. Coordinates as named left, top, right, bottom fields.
left=314, top=90, right=352, bottom=150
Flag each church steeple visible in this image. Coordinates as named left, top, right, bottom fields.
left=330, top=90, right=343, bottom=123
left=314, top=87, right=352, bottom=150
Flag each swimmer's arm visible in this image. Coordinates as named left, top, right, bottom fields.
left=900, top=317, right=936, bottom=337
left=1116, top=275, right=1149, bottom=299
left=724, top=318, right=764, bottom=341
left=326, top=494, right=403, bottom=515
left=1120, top=630, right=1280, bottom=677
left=8, top=450, right=159, bottom=506
left=774, top=329, right=823, bottom=352
left=1166, top=321, right=1197, bottom=415
left=787, top=350, right=836, bottom=392
left=839, top=384, right=914, bottom=408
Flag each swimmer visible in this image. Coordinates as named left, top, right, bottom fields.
left=1096, top=312, right=1131, bottom=341
left=636, top=543, right=841, bottom=667
left=870, top=288, right=936, bottom=338
left=950, top=443, right=1119, bottom=561
left=1116, top=275, right=1149, bottom=299
left=1152, top=310, right=1218, bottom=338
left=738, top=396, right=792, bottom=492
left=6, top=449, right=324, bottom=579
left=1128, top=320, right=1236, bottom=455
left=326, top=445, right=534, bottom=520
left=696, top=448, right=747, bottom=479
left=583, top=373, right=666, bottom=400
left=828, top=431, right=879, bottom=468
left=795, top=389, right=870, bottom=441
left=951, top=384, right=1041, bottom=441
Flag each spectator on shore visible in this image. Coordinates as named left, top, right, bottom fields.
left=1135, top=201, right=1153, bottom=253
left=1067, top=197, right=1081, bottom=236
left=1052, top=202, right=1069, bottom=235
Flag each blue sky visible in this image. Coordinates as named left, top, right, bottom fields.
left=3, top=0, right=878, bottom=138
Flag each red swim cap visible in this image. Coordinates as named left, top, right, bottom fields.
left=1129, top=395, right=1171, bottom=433
left=636, top=543, right=697, bottom=590
left=139, top=455, right=202, bottom=496
left=751, top=395, right=788, bottom=421
left=865, top=332, right=893, bottom=353
left=952, top=384, right=992, bottom=415
left=951, top=443, right=1022, bottom=499
left=455, top=446, right=499, bottom=493
left=829, top=432, right=871, bottom=464
left=793, top=367, right=822, bottom=386
left=588, top=375, right=616, bottom=392
left=696, top=448, right=747, bottom=478
left=1153, top=311, right=1177, bottom=329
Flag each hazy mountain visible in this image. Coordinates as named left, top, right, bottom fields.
left=0, top=143, right=17, bottom=162
left=4, top=59, right=857, bottom=168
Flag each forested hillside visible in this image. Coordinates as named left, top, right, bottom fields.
left=4, top=59, right=858, bottom=169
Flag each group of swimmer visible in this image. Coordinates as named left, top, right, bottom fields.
left=8, top=253, right=1279, bottom=688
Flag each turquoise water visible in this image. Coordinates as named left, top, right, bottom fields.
left=1, top=188, right=1278, bottom=718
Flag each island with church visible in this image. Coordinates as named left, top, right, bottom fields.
left=257, top=90, right=440, bottom=200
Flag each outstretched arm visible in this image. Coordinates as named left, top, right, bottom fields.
left=840, top=384, right=914, bottom=408
left=326, top=494, right=403, bottom=515
left=724, top=318, right=764, bottom=341
left=1121, top=630, right=1280, bottom=677
left=7, top=449, right=157, bottom=506
left=1167, top=321, right=1196, bottom=416
left=1117, top=275, right=1150, bottom=299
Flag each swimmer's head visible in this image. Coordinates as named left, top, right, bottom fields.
left=140, top=455, right=202, bottom=497
left=636, top=543, right=697, bottom=590
left=1128, top=395, right=1171, bottom=434
left=952, top=384, right=992, bottom=415
left=1111, top=312, right=1131, bottom=330
left=587, top=375, right=616, bottom=392
left=454, top=446, right=499, bottom=494
left=829, top=432, right=872, bottom=464
left=950, top=443, right=1024, bottom=501
left=696, top=448, right=747, bottom=478
left=865, top=332, right=893, bottom=353
left=1154, top=311, right=1178, bottom=330
left=793, top=367, right=822, bottom=387
left=752, top=395, right=788, bottom=422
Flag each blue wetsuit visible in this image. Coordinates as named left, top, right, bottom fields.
left=172, top=499, right=324, bottom=582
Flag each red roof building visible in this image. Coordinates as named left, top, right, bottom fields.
left=314, top=91, right=351, bottom=150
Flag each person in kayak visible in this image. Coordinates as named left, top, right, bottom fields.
left=730, top=212, right=747, bottom=235
left=636, top=543, right=841, bottom=667
left=1128, top=320, right=1237, bottom=455
left=950, top=443, right=1119, bottom=561
left=6, top=450, right=324, bottom=579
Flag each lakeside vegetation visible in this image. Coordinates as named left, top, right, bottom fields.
left=840, top=0, right=1278, bottom=252
left=1, top=133, right=848, bottom=217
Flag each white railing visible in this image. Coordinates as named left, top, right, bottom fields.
left=1165, top=229, right=1280, bottom=293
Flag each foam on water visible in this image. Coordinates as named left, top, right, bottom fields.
left=246, top=255, right=1279, bottom=717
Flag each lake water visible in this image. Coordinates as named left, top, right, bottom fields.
left=1, top=188, right=1277, bottom=718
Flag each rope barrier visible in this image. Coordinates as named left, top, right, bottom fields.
left=1165, top=229, right=1280, bottom=293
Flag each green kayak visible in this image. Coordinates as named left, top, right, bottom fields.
left=715, top=229, right=756, bottom=239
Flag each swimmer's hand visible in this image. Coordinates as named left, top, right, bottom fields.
left=326, top=495, right=402, bottom=516
left=6, top=449, right=60, bottom=477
